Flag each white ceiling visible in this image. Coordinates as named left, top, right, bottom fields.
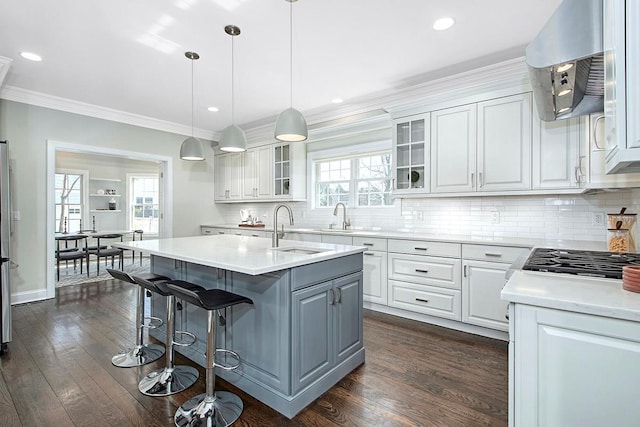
left=0, top=0, right=562, bottom=138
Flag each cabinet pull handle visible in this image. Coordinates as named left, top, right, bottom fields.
left=479, top=172, right=484, bottom=188
left=204, top=230, right=211, bottom=234
left=218, top=231, right=225, bottom=235
left=415, top=269, right=429, bottom=274
left=414, top=247, right=428, bottom=251
left=415, top=298, right=430, bottom=304
left=593, top=115, right=606, bottom=150
left=471, top=172, right=475, bottom=188
left=485, top=252, right=502, bottom=257
left=363, top=252, right=375, bottom=256
left=505, top=307, right=510, bottom=320
left=251, top=234, right=260, bottom=237
left=336, top=288, right=342, bottom=304
left=362, top=243, right=374, bottom=246
left=329, top=288, right=336, bottom=305
left=235, top=232, right=242, bottom=236
left=392, top=178, right=396, bottom=190
left=463, top=265, right=468, bottom=277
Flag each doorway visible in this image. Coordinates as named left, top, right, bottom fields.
left=46, top=140, right=173, bottom=298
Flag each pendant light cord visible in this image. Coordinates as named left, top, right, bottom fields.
left=231, top=34, right=235, bottom=125
left=289, top=0, right=293, bottom=108
left=190, top=57, right=194, bottom=137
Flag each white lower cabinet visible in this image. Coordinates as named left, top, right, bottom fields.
left=354, top=237, right=388, bottom=306
left=388, top=239, right=462, bottom=321
left=462, top=244, right=530, bottom=332
left=512, top=304, right=640, bottom=427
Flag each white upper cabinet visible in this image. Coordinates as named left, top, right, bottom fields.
left=431, top=104, right=477, bottom=193
left=243, top=145, right=272, bottom=199
left=477, top=93, right=532, bottom=192
left=532, top=116, right=583, bottom=189
left=214, top=152, right=243, bottom=201
left=392, top=113, right=430, bottom=195
left=273, top=142, right=307, bottom=201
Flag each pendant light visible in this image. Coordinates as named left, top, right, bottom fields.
left=180, top=51, right=206, bottom=161
left=219, top=25, right=247, bottom=153
left=274, top=0, right=308, bottom=142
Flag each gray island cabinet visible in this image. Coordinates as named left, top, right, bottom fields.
left=117, top=235, right=365, bottom=419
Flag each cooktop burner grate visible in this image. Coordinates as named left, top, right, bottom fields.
left=522, top=248, right=640, bottom=279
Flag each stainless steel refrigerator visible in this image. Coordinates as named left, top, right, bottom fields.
left=0, top=141, right=10, bottom=354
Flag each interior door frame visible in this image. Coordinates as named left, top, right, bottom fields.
left=45, top=140, right=173, bottom=298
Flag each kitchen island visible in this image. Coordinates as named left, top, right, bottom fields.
left=115, top=234, right=365, bottom=418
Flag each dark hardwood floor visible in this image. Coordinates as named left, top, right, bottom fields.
left=0, top=280, right=508, bottom=426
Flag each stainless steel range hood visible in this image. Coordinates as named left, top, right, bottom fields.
left=526, top=0, right=604, bottom=121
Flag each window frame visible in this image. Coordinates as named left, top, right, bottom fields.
left=308, top=140, right=393, bottom=210
left=126, top=173, right=161, bottom=236
left=54, top=168, right=89, bottom=233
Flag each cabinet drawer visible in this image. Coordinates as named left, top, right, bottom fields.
left=388, top=253, right=461, bottom=289
left=201, top=226, right=224, bottom=235
left=388, top=239, right=461, bottom=258
left=389, top=280, right=461, bottom=320
left=462, top=244, right=530, bottom=263
left=353, top=236, right=387, bottom=252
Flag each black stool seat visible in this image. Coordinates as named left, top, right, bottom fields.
left=166, top=280, right=254, bottom=427
left=164, top=280, right=253, bottom=311
left=106, top=268, right=167, bottom=285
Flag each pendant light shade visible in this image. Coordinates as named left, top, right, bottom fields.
left=274, top=107, right=308, bottom=142
left=180, top=51, right=205, bottom=161
left=219, top=124, right=247, bottom=152
left=275, top=0, right=308, bottom=142
left=219, top=25, right=247, bottom=153
left=180, top=136, right=205, bottom=160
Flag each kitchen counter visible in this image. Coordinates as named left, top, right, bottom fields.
left=201, top=223, right=607, bottom=251
left=115, top=234, right=365, bottom=275
left=502, top=270, right=640, bottom=322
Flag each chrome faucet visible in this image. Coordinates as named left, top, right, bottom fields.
left=333, top=202, right=350, bottom=230
left=272, top=204, right=294, bottom=247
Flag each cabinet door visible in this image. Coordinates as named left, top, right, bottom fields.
left=255, top=145, right=273, bottom=198
left=532, top=116, right=582, bottom=189
left=226, top=152, right=243, bottom=200
left=392, top=113, right=430, bottom=194
left=431, top=104, right=477, bottom=193
left=242, top=148, right=258, bottom=198
left=214, top=155, right=227, bottom=201
left=291, top=281, right=333, bottom=394
left=514, top=304, right=640, bottom=426
left=362, top=250, right=387, bottom=305
left=626, top=0, right=640, bottom=149
left=274, top=144, right=291, bottom=197
left=461, top=260, right=510, bottom=331
left=477, top=93, right=532, bottom=191
left=334, top=273, right=363, bottom=365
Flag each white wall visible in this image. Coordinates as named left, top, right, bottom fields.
left=0, top=99, right=223, bottom=302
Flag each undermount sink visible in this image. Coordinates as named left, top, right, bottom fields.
left=317, top=228, right=354, bottom=233
left=273, top=247, right=329, bottom=255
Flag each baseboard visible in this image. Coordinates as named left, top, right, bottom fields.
left=11, top=289, right=53, bottom=305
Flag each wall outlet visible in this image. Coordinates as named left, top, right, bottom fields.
left=592, top=212, right=605, bottom=226
left=491, top=211, right=500, bottom=224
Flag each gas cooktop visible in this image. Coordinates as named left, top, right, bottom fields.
left=522, top=248, right=640, bottom=279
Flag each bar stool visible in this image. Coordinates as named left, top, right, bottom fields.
left=164, top=279, right=253, bottom=427
left=133, top=276, right=203, bottom=397
left=106, top=269, right=168, bottom=367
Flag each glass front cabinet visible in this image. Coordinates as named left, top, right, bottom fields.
left=392, top=113, right=430, bottom=195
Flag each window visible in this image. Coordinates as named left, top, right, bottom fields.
left=55, top=172, right=84, bottom=233
left=128, top=175, right=160, bottom=234
left=314, top=149, right=392, bottom=208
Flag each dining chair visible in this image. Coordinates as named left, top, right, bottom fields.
left=55, top=234, right=90, bottom=281
left=86, top=234, right=124, bottom=275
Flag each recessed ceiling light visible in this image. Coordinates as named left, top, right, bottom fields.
left=20, top=52, right=42, bottom=62
left=207, top=106, right=219, bottom=112
left=332, top=98, right=343, bottom=104
left=433, top=17, right=455, bottom=31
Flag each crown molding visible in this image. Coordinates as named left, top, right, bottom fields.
left=0, top=85, right=220, bottom=140
left=0, top=56, right=12, bottom=88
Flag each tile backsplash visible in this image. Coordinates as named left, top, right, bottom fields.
left=217, top=189, right=640, bottom=242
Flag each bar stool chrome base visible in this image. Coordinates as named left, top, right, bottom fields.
left=111, top=343, right=165, bottom=368
left=174, top=391, right=243, bottom=427
left=138, top=365, right=199, bottom=397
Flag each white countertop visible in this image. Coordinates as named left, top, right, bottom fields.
left=202, top=223, right=608, bottom=251
left=502, top=270, right=640, bottom=322
left=114, top=235, right=365, bottom=276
